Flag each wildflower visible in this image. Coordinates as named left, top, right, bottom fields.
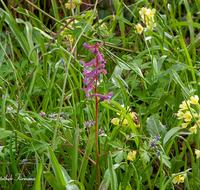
left=91, top=91, right=113, bottom=104
left=90, top=120, right=95, bottom=126
left=154, top=135, right=161, bottom=141
left=84, top=121, right=90, bottom=128
left=146, top=8, right=156, bottom=19
left=177, top=110, right=184, bottom=119
left=179, top=100, right=190, bottom=110
left=21, top=159, right=28, bottom=163
left=198, top=119, right=200, bottom=126
left=146, top=21, right=156, bottom=30
left=150, top=141, right=157, bottom=148
left=135, top=23, right=143, bottom=34
left=139, top=7, right=148, bottom=21
left=156, top=151, right=162, bottom=157
left=183, top=111, right=192, bottom=122
left=181, top=122, right=189, bottom=128
left=62, top=58, right=66, bottom=67
left=122, top=119, right=128, bottom=126
left=190, top=95, right=199, bottom=105
left=130, top=112, right=136, bottom=119
left=135, top=124, right=140, bottom=128
left=127, top=151, right=136, bottom=161
left=99, top=128, right=105, bottom=135
left=189, top=124, right=197, bottom=134
left=39, top=111, right=45, bottom=117
left=49, top=113, right=55, bottom=118
left=81, top=42, right=113, bottom=102
left=195, top=149, right=200, bottom=159
left=65, top=3, right=76, bottom=9
left=111, top=118, right=120, bottom=125
left=172, top=174, right=184, bottom=184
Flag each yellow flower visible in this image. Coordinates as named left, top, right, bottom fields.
left=130, top=112, right=136, bottom=119
left=183, top=111, right=192, bottom=122
left=127, top=151, right=136, bottom=161
left=179, top=100, right=190, bottom=110
left=177, top=110, right=184, bottom=119
left=136, top=23, right=143, bottom=34
left=190, top=95, right=199, bottom=105
left=139, top=7, right=148, bottom=21
left=189, top=124, right=197, bottom=134
left=146, top=8, right=156, bottom=19
left=181, top=122, right=189, bottom=128
left=111, top=118, right=120, bottom=125
left=122, top=119, right=128, bottom=126
left=65, top=3, right=76, bottom=9
left=197, top=119, right=200, bottom=126
left=172, top=174, right=184, bottom=184
left=146, top=21, right=156, bottom=30
left=195, top=149, right=200, bottom=159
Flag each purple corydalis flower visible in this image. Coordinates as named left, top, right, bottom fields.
left=90, top=120, right=95, bottom=126
left=155, top=135, right=161, bottom=141
left=150, top=141, right=157, bottom=148
left=83, top=42, right=103, bottom=50
left=91, top=91, right=113, bottom=103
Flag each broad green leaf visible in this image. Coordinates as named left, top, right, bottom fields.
left=163, top=127, right=181, bottom=145
left=146, top=114, right=167, bottom=138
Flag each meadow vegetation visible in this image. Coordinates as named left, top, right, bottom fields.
left=0, top=0, right=200, bottom=189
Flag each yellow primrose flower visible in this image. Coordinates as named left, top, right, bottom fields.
left=189, top=124, right=197, bottom=134
left=177, top=110, right=184, bottom=119
left=190, top=95, right=199, bottom=105
left=181, top=122, right=189, bottom=128
left=122, top=119, right=128, bottom=126
left=183, top=111, right=192, bottom=122
left=146, top=8, right=156, bottom=19
left=130, top=112, right=136, bottom=119
left=146, top=21, right=156, bottom=30
left=65, top=3, right=76, bottom=9
left=197, top=119, right=200, bottom=126
left=111, top=118, right=120, bottom=125
left=127, top=151, right=136, bottom=161
left=135, top=23, right=143, bottom=34
left=195, top=149, right=200, bottom=159
left=139, top=7, right=148, bottom=21
left=179, top=100, right=190, bottom=110
left=172, top=174, right=184, bottom=184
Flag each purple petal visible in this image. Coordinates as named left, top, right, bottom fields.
left=93, top=49, right=106, bottom=63
left=81, top=77, right=96, bottom=99
left=83, top=64, right=105, bottom=78
left=83, top=42, right=103, bottom=50
left=80, top=58, right=96, bottom=69
left=91, top=91, right=113, bottom=103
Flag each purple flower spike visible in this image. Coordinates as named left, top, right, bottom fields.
left=91, top=91, right=113, bottom=103
left=155, top=135, right=161, bottom=141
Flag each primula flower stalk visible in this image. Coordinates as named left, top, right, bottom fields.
left=80, top=42, right=113, bottom=188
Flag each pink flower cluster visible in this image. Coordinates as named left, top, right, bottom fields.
left=80, top=42, right=113, bottom=103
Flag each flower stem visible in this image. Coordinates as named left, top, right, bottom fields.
left=95, top=56, right=101, bottom=188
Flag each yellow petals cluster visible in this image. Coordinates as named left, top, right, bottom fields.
left=136, top=7, right=156, bottom=34
left=172, top=174, right=185, bottom=184
left=177, top=95, right=200, bottom=134
left=110, top=105, right=140, bottom=133
left=195, top=149, right=200, bottom=159
left=127, top=151, right=136, bottom=161
left=65, top=0, right=82, bottom=9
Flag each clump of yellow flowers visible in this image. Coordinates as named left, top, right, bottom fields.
left=172, top=173, right=185, bottom=184
left=177, top=95, right=200, bottom=134
left=111, top=105, right=140, bottom=133
left=135, top=7, right=156, bottom=34
left=65, top=0, right=82, bottom=9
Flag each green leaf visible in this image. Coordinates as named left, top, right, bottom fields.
left=141, top=151, right=150, bottom=164
left=108, top=152, right=118, bottom=190
left=146, top=114, right=167, bottom=138
left=43, top=172, right=60, bottom=190
left=47, top=145, right=66, bottom=190
left=72, top=28, right=82, bottom=39
left=163, top=127, right=181, bottom=145
left=34, top=159, right=43, bottom=190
